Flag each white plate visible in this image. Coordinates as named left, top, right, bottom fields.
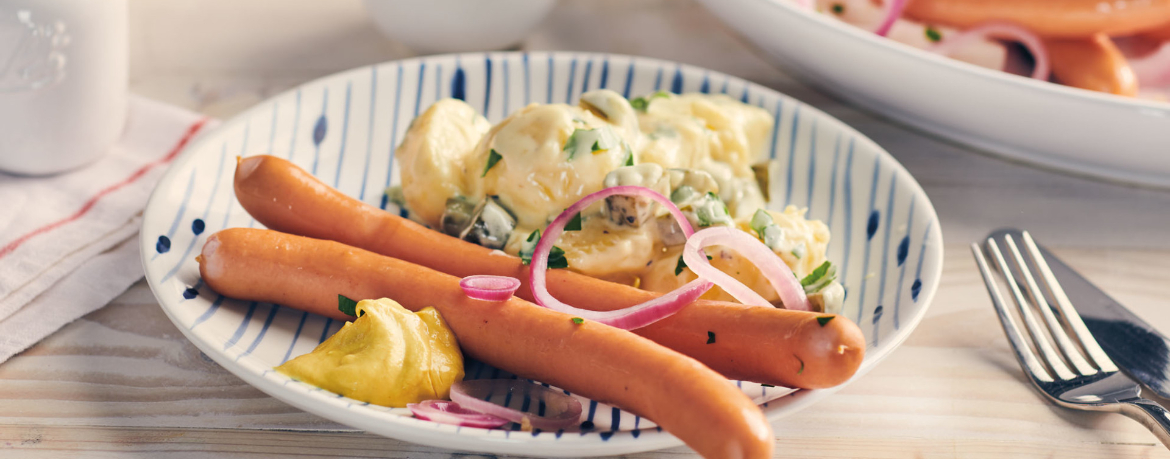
left=140, top=52, right=943, bottom=457
left=699, top=0, right=1170, bottom=188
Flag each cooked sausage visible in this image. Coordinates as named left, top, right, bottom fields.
left=1047, top=34, right=1139, bottom=96
left=234, top=154, right=866, bottom=389
left=199, top=227, right=774, bottom=459
left=903, top=0, right=1170, bottom=39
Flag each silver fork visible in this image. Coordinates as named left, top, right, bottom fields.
left=971, top=230, right=1170, bottom=448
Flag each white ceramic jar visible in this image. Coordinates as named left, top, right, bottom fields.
left=0, top=0, right=128, bottom=176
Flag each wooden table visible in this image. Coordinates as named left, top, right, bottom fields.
left=4, top=0, right=1170, bottom=457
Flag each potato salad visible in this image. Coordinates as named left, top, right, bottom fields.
left=389, top=90, right=844, bottom=313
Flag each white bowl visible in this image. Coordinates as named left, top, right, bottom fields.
left=141, top=51, right=943, bottom=457
left=698, top=0, right=1170, bottom=188
left=362, top=0, right=558, bottom=54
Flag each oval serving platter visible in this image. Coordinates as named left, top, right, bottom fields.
left=140, top=52, right=943, bottom=457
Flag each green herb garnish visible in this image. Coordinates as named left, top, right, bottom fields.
left=563, top=128, right=618, bottom=160
left=791, top=243, right=807, bottom=260
left=572, top=317, right=584, bottom=324
left=925, top=26, right=942, bottom=43
left=519, top=230, right=541, bottom=265
left=519, top=230, right=567, bottom=268
left=548, top=246, right=569, bottom=269
left=624, top=151, right=635, bottom=167
left=481, top=149, right=502, bottom=177
left=800, top=261, right=838, bottom=293
left=816, top=316, right=835, bottom=327
left=675, top=255, right=688, bottom=276
left=761, top=384, right=775, bottom=388
left=670, top=185, right=697, bottom=205
left=831, top=3, right=844, bottom=14
left=630, top=97, right=648, bottom=111
left=565, top=212, right=583, bottom=232
left=750, top=209, right=773, bottom=239
left=797, top=356, right=805, bottom=374
left=696, top=192, right=732, bottom=228
left=338, top=294, right=360, bottom=317
left=563, top=129, right=589, bottom=160
left=629, top=91, right=671, bottom=112
left=706, top=331, right=716, bottom=344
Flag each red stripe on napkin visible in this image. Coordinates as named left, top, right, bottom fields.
left=0, top=118, right=210, bottom=261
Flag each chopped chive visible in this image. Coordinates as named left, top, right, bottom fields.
left=338, top=294, right=359, bottom=317
left=571, top=317, right=584, bottom=324
left=630, top=91, right=670, bottom=112
left=796, top=356, right=805, bottom=374
left=801, top=261, right=833, bottom=287
left=565, top=212, right=583, bottom=231
left=482, top=149, right=503, bottom=177
left=706, top=331, right=716, bottom=344
left=816, top=316, right=835, bottom=327
left=630, top=97, right=648, bottom=111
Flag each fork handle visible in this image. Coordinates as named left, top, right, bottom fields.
left=1122, top=398, right=1170, bottom=449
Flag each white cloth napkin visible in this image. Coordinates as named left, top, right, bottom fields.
left=0, top=96, right=214, bottom=363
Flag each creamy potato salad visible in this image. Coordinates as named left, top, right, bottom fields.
left=389, top=90, right=844, bottom=312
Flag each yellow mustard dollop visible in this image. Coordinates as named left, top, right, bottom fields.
left=275, top=298, right=464, bottom=407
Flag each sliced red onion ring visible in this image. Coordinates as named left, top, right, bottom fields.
left=407, top=400, right=509, bottom=428
left=930, top=21, right=1050, bottom=81
left=460, top=275, right=521, bottom=302
left=529, top=186, right=713, bottom=330
left=450, top=379, right=583, bottom=430
left=873, top=0, right=909, bottom=37
left=683, top=226, right=811, bottom=311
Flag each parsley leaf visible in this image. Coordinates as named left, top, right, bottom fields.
left=831, top=3, right=844, bottom=14
left=816, top=316, right=835, bottom=327
left=572, top=317, right=584, bottom=324
left=481, top=149, right=503, bottom=177
left=338, top=294, right=360, bottom=317
left=706, top=331, right=716, bottom=344
left=519, top=230, right=540, bottom=265
left=675, top=255, right=687, bottom=276
left=548, top=246, right=569, bottom=269
left=800, top=261, right=838, bottom=294
left=519, top=229, right=569, bottom=268
left=563, top=129, right=587, bottom=159
left=565, top=212, right=583, bottom=231
left=925, top=25, right=942, bottom=43
left=624, top=151, right=635, bottom=167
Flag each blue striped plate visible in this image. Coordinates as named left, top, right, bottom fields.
left=140, top=52, right=943, bottom=457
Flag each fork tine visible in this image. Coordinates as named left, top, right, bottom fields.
left=1003, top=235, right=1099, bottom=376
left=985, top=238, right=1077, bottom=381
left=971, top=243, right=1054, bottom=383
left=1021, top=231, right=1119, bottom=373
